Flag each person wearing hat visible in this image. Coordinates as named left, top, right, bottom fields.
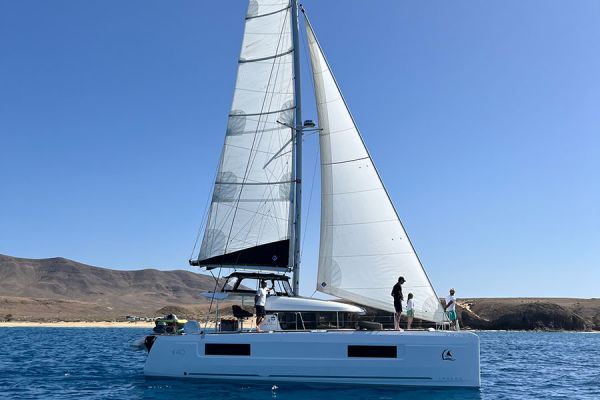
left=444, top=288, right=457, bottom=330
left=391, top=276, right=406, bottom=330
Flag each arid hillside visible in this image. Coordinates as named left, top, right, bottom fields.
left=0, top=254, right=219, bottom=321
left=1, top=254, right=599, bottom=330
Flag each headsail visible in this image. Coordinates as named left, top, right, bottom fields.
left=305, top=16, right=445, bottom=322
left=195, top=0, right=295, bottom=271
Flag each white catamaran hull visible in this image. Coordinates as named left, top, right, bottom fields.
left=144, top=330, right=480, bottom=387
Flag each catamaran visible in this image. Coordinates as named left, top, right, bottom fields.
left=144, top=0, right=480, bottom=387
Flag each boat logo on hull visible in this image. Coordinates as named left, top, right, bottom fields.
left=442, top=349, right=455, bottom=361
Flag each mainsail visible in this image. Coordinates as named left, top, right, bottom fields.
left=305, top=17, right=445, bottom=322
left=195, top=0, right=295, bottom=270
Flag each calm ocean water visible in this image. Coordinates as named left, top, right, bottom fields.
left=0, top=328, right=598, bottom=399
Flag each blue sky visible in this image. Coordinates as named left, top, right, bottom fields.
left=1, top=1, right=598, bottom=298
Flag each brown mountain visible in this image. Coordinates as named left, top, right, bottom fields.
left=0, top=254, right=219, bottom=321
left=2, top=254, right=599, bottom=329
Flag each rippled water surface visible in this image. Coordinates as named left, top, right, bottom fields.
left=0, top=328, right=598, bottom=399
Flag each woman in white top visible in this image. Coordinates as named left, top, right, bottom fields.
left=406, top=293, right=415, bottom=330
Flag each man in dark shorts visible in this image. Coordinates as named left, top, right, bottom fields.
left=391, top=276, right=406, bottom=330
left=254, top=280, right=270, bottom=332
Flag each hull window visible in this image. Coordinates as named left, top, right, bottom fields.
left=205, top=343, right=251, bottom=356
left=347, top=345, right=397, bottom=358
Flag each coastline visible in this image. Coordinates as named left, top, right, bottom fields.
left=0, top=321, right=155, bottom=328
left=0, top=321, right=596, bottom=332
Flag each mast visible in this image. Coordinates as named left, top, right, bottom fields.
left=291, top=0, right=302, bottom=296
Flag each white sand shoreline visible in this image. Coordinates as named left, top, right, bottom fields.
left=0, top=321, right=155, bottom=328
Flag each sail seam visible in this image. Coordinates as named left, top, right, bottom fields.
left=319, top=126, right=355, bottom=136
left=235, top=87, right=294, bottom=94
left=214, top=199, right=288, bottom=204
left=229, top=106, right=295, bottom=117
left=214, top=202, right=290, bottom=220
left=328, top=285, right=435, bottom=290
left=304, top=12, right=444, bottom=316
left=328, top=252, right=415, bottom=257
left=246, top=6, right=291, bottom=20
left=322, top=156, right=369, bottom=166
left=316, top=97, right=345, bottom=106
left=215, top=180, right=294, bottom=185
left=200, top=3, right=294, bottom=265
left=322, top=188, right=383, bottom=196
left=323, top=218, right=397, bottom=226
left=225, top=129, right=287, bottom=141
left=239, top=48, right=293, bottom=64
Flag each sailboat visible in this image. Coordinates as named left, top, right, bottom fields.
left=144, top=0, right=480, bottom=387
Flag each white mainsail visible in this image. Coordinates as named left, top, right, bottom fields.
left=306, top=18, right=445, bottom=322
left=197, top=0, right=295, bottom=270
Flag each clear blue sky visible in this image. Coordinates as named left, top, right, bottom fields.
left=1, top=1, right=598, bottom=298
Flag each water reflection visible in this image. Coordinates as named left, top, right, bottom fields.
left=141, top=379, right=483, bottom=400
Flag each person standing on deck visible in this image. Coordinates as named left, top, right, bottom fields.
left=255, top=280, right=270, bottom=332
left=444, top=288, right=458, bottom=330
left=391, top=276, right=406, bottom=330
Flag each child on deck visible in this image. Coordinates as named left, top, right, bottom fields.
left=406, top=293, right=415, bottom=329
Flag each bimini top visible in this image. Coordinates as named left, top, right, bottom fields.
left=266, top=296, right=365, bottom=313
left=219, top=272, right=293, bottom=297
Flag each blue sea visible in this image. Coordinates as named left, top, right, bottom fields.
left=0, top=328, right=598, bottom=399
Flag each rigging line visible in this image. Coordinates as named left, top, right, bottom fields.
left=229, top=106, right=295, bottom=117
left=217, top=8, right=292, bottom=267
left=301, top=140, right=319, bottom=256
left=220, top=8, right=290, bottom=260
left=302, top=130, right=319, bottom=138
left=245, top=5, right=290, bottom=20
left=209, top=198, right=286, bottom=248
left=322, top=156, right=369, bottom=166
left=239, top=48, right=293, bottom=64
left=226, top=141, right=290, bottom=155
left=213, top=24, right=292, bottom=270
left=340, top=285, right=436, bottom=290
left=302, top=10, right=443, bottom=307
left=299, top=8, right=317, bottom=112
left=298, top=5, right=320, bottom=258
left=201, top=8, right=290, bottom=262
left=241, top=9, right=289, bottom=193
left=328, top=251, right=415, bottom=257
left=189, top=149, right=222, bottom=261
left=243, top=38, right=293, bottom=248
left=246, top=51, right=288, bottom=178
left=215, top=180, right=294, bottom=186
left=204, top=268, right=223, bottom=330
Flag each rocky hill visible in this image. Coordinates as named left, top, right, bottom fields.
left=458, top=297, right=599, bottom=331
left=0, top=254, right=220, bottom=321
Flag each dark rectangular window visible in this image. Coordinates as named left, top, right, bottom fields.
left=205, top=343, right=251, bottom=356
left=347, top=345, right=397, bottom=358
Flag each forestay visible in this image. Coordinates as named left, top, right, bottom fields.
left=305, top=18, right=444, bottom=322
left=196, top=0, right=295, bottom=271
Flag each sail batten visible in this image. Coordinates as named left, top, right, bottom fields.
left=197, top=0, right=294, bottom=271
left=305, top=16, right=445, bottom=323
